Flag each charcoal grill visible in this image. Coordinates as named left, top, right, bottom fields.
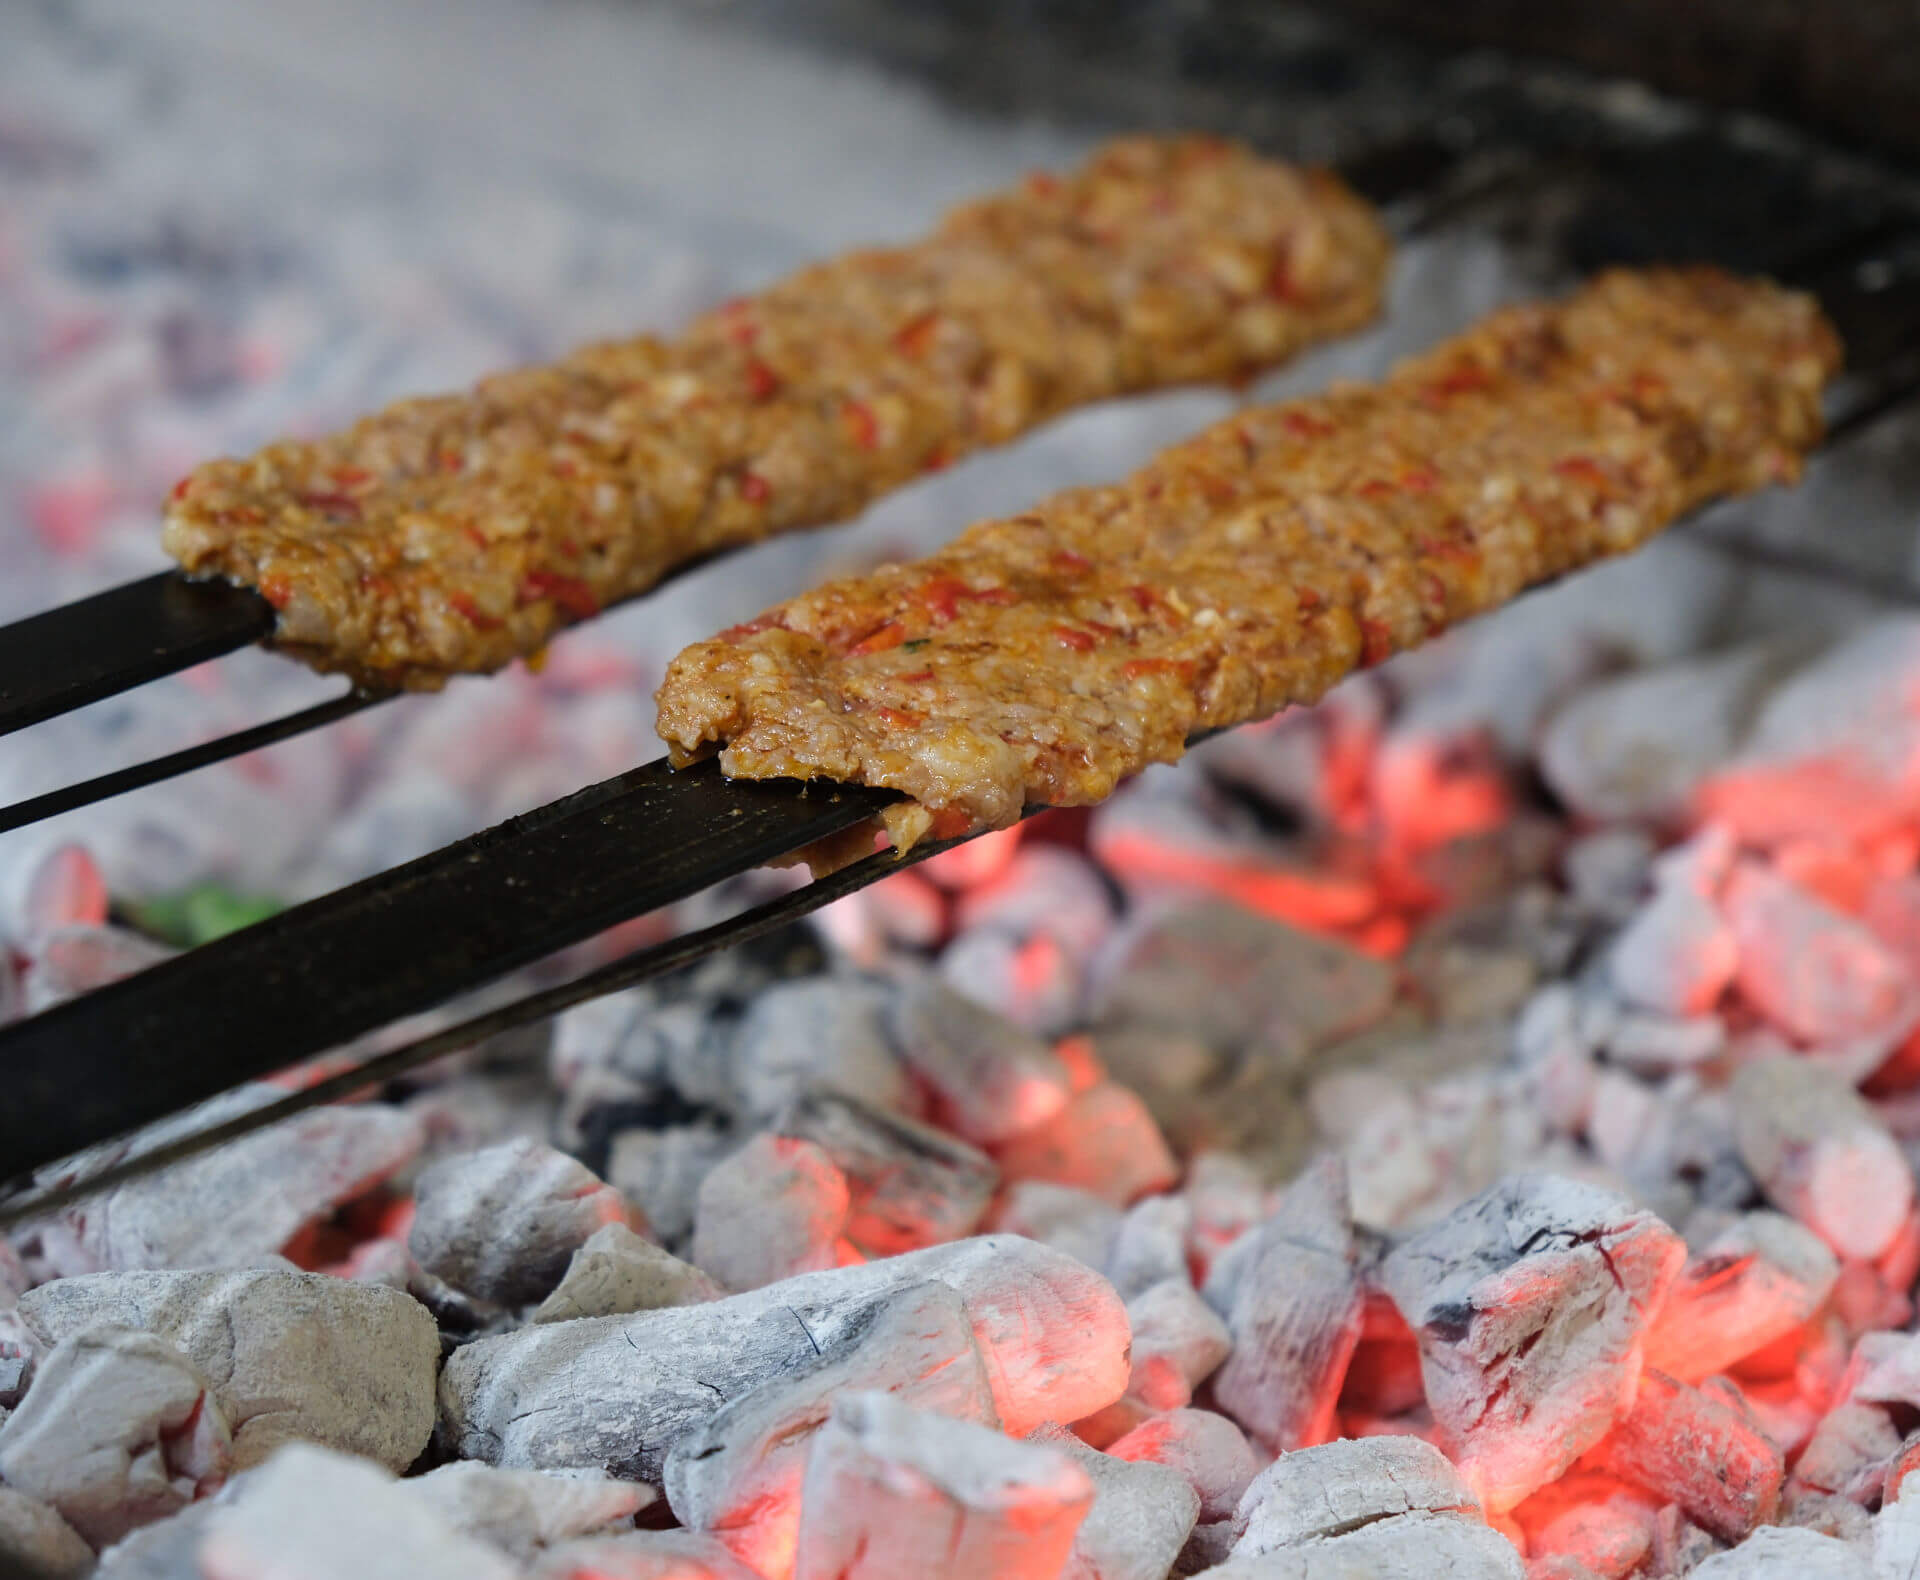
left=7, top=4, right=1920, bottom=1221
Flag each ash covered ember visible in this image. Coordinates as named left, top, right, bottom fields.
left=22, top=610, right=1920, bottom=1578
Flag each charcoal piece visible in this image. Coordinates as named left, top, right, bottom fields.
left=1537, top=644, right=1787, bottom=826
left=691, top=1134, right=851, bottom=1292
left=197, top=1443, right=518, bottom=1580
left=607, top=1122, right=734, bottom=1250
left=1791, top=1401, right=1902, bottom=1505
left=1725, top=861, right=1920, bottom=1072
left=1091, top=901, right=1395, bottom=1055
left=774, top=1087, right=997, bottom=1257
left=665, top=1281, right=996, bottom=1576
left=889, top=975, right=1072, bottom=1144
left=0, top=1239, right=26, bottom=1310
left=0, top=1311, right=41, bottom=1408
left=1876, top=1482, right=1920, bottom=1579
left=728, top=977, right=910, bottom=1125
left=1608, top=879, right=1737, bottom=1019
left=939, top=924, right=1084, bottom=1038
left=1201, top=1156, right=1364, bottom=1453
left=1591, top=1372, right=1782, bottom=1541
left=1687, top=1524, right=1874, bottom=1577
left=22, top=923, right=174, bottom=1015
left=1642, top=1210, right=1838, bottom=1382
left=794, top=1393, right=1092, bottom=1580
left=0, top=1485, right=93, bottom=1579
left=1650, top=1501, right=1727, bottom=1576
left=1103, top=1193, right=1191, bottom=1301
left=1107, top=1408, right=1258, bottom=1524
left=409, top=1137, right=638, bottom=1307
left=1377, top=1172, right=1685, bottom=1513
left=991, top=1082, right=1179, bottom=1207
left=530, top=1223, right=722, bottom=1324
left=25, top=1087, right=422, bottom=1276
left=0, top=1324, right=230, bottom=1550
left=405, top=1462, right=653, bottom=1561
left=1204, top=1512, right=1524, bottom=1578
left=1229, top=1435, right=1480, bottom=1557
left=1123, top=1278, right=1230, bottom=1412
left=530, top=1530, right=763, bottom=1578
left=1028, top=1421, right=1201, bottom=1580
left=438, top=1235, right=1128, bottom=1484
left=994, top=1181, right=1122, bottom=1271
left=18, top=1267, right=438, bottom=1472
left=1729, top=1055, right=1915, bottom=1261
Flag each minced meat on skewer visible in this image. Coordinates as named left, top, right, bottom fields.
left=162, top=136, right=1389, bottom=690
left=654, top=269, right=1839, bottom=855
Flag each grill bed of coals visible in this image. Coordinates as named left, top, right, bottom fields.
left=18, top=5, right=1920, bottom=1580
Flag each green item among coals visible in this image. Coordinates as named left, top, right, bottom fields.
left=122, top=882, right=284, bottom=947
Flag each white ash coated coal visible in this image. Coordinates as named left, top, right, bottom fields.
left=15, top=4, right=1920, bottom=1580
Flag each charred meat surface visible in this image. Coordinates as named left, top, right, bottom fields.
left=162, top=136, right=1389, bottom=689
left=655, top=269, right=1839, bottom=845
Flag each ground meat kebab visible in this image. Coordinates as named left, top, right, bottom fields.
left=161, top=136, right=1389, bottom=689
left=655, top=269, right=1840, bottom=850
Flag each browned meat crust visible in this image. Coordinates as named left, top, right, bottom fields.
left=654, top=269, right=1840, bottom=846
left=161, top=136, right=1389, bottom=689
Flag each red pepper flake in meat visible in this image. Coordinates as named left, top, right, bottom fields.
left=1399, top=465, right=1440, bottom=494
left=915, top=575, right=1018, bottom=624
left=875, top=706, right=924, bottom=729
left=1051, top=549, right=1093, bottom=575
left=1427, top=364, right=1494, bottom=400
left=893, top=312, right=940, bottom=358
left=920, top=444, right=952, bottom=474
left=300, top=490, right=362, bottom=518
left=1281, top=411, right=1333, bottom=440
left=333, top=467, right=373, bottom=488
left=553, top=459, right=578, bottom=479
left=841, top=401, right=880, bottom=450
left=1552, top=455, right=1614, bottom=489
left=1025, top=172, right=1062, bottom=198
left=1053, top=625, right=1098, bottom=652
left=259, top=575, right=293, bottom=611
left=848, top=621, right=909, bottom=656
left=519, top=571, right=600, bottom=619
left=168, top=476, right=192, bottom=503
left=437, top=450, right=464, bottom=473
left=1126, top=584, right=1163, bottom=613
left=1266, top=252, right=1307, bottom=304
left=462, top=524, right=489, bottom=551
left=719, top=613, right=787, bottom=642
left=449, top=591, right=504, bottom=630
left=1419, top=536, right=1481, bottom=569
left=1360, top=617, right=1394, bottom=667
left=739, top=471, right=771, bottom=505
left=1356, top=479, right=1395, bottom=500
left=745, top=359, right=781, bottom=402
left=896, top=669, right=936, bottom=683
left=1422, top=571, right=1449, bottom=609
left=1297, top=586, right=1324, bottom=611
left=1120, top=657, right=1193, bottom=681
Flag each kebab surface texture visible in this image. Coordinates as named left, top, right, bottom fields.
left=162, top=136, right=1389, bottom=689
left=655, top=269, right=1840, bottom=849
